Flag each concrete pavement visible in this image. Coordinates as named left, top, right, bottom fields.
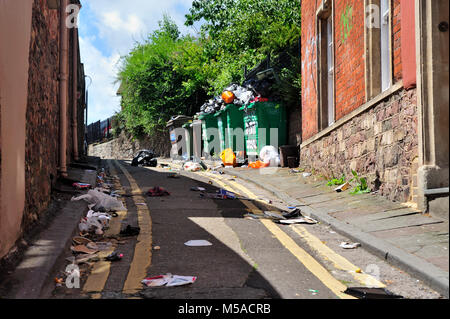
left=217, top=166, right=449, bottom=298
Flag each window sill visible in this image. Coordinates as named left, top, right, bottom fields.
left=301, top=81, right=404, bottom=149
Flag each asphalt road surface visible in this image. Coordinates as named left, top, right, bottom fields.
left=50, top=159, right=442, bottom=300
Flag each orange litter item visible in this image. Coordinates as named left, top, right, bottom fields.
left=222, top=91, right=235, bottom=104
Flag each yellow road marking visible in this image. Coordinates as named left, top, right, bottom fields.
left=115, top=160, right=152, bottom=294
left=200, top=172, right=359, bottom=299
left=260, top=219, right=354, bottom=299
left=83, top=161, right=126, bottom=295
left=290, top=226, right=385, bottom=288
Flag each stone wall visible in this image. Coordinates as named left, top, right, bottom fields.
left=89, top=130, right=171, bottom=160
left=300, top=88, right=418, bottom=203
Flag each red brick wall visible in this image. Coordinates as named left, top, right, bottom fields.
left=24, top=0, right=61, bottom=226
left=301, top=0, right=319, bottom=140
left=334, top=0, right=366, bottom=120
left=393, top=0, right=402, bottom=82
left=302, top=0, right=405, bottom=141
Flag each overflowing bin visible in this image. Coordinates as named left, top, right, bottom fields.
left=240, top=102, right=287, bottom=157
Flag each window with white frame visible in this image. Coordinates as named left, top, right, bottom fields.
left=365, top=0, right=392, bottom=99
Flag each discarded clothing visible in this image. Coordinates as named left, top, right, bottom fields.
left=147, top=187, right=170, bottom=197
left=120, top=225, right=141, bottom=237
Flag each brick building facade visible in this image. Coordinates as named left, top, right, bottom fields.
left=0, top=0, right=86, bottom=259
left=300, top=0, right=448, bottom=213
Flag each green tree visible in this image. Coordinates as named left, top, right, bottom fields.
left=117, top=16, right=208, bottom=137
left=185, top=0, right=302, bottom=95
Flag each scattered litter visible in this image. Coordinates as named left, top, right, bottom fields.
left=72, top=236, right=92, bottom=246
left=183, top=162, right=203, bottom=172
left=218, top=189, right=237, bottom=199
left=340, top=242, right=361, bottom=249
left=200, top=189, right=238, bottom=200
left=136, top=203, right=147, bottom=206
left=282, top=208, right=302, bottom=219
left=105, top=251, right=123, bottom=262
left=71, top=245, right=98, bottom=255
left=141, top=274, right=197, bottom=287
left=334, top=182, right=350, bottom=192
left=303, top=173, right=312, bottom=178
left=72, top=189, right=126, bottom=212
left=259, top=145, right=280, bottom=167
left=275, top=217, right=318, bottom=225
left=147, top=186, right=170, bottom=197
left=73, top=182, right=92, bottom=190
left=86, top=242, right=112, bottom=251
left=243, top=213, right=265, bottom=220
left=184, top=240, right=213, bottom=247
left=308, top=289, right=319, bottom=296
left=263, top=211, right=286, bottom=220
left=131, top=150, right=157, bottom=167
left=55, top=278, right=64, bottom=287
left=190, top=187, right=206, bottom=192
left=120, top=225, right=141, bottom=237
left=355, top=268, right=362, bottom=273
left=153, top=246, right=161, bottom=251
left=343, top=287, right=403, bottom=299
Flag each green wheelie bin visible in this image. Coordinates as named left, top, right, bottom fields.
left=240, top=102, right=287, bottom=157
left=198, top=112, right=219, bottom=159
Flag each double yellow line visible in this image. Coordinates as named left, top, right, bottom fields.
left=82, top=160, right=152, bottom=297
left=198, top=170, right=385, bottom=299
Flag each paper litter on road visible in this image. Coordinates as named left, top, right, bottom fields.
left=275, top=217, right=318, bottom=225
left=141, top=274, right=197, bottom=287
left=184, top=240, right=212, bottom=247
left=340, top=242, right=361, bottom=249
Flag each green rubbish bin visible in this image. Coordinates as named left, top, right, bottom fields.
left=222, top=104, right=245, bottom=153
left=182, top=122, right=194, bottom=160
left=214, top=110, right=227, bottom=153
left=199, top=112, right=219, bottom=158
left=240, top=102, right=287, bottom=157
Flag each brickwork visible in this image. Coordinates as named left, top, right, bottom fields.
left=24, top=0, right=61, bottom=227
left=301, top=0, right=319, bottom=141
left=334, top=0, right=366, bottom=120
left=300, top=88, right=418, bottom=203
left=302, top=0, right=405, bottom=139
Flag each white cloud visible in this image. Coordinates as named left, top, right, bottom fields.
left=78, top=0, right=196, bottom=124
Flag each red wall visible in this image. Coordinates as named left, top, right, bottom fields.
left=302, top=0, right=408, bottom=141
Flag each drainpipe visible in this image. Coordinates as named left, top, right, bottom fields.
left=72, top=26, right=79, bottom=161
left=59, top=0, right=69, bottom=177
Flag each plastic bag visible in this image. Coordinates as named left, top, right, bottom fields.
left=220, top=148, right=236, bottom=167
left=183, top=161, right=203, bottom=172
left=72, top=189, right=126, bottom=212
left=259, top=145, right=280, bottom=167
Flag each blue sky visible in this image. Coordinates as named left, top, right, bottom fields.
left=78, top=0, right=196, bottom=124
